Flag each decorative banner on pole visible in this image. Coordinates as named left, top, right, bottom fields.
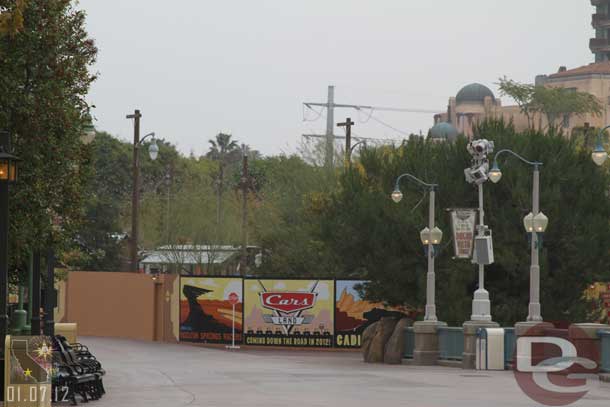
left=449, top=208, right=477, bottom=259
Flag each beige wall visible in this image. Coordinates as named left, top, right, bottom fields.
left=60, top=272, right=179, bottom=342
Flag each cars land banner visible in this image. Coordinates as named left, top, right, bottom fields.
left=244, top=279, right=334, bottom=348
left=450, top=209, right=477, bottom=259
left=335, top=280, right=415, bottom=348
left=179, top=277, right=243, bottom=344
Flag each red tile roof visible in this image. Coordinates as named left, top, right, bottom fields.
left=549, top=62, right=610, bottom=78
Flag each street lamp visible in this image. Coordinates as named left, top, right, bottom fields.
left=127, top=107, right=159, bottom=273
left=391, top=173, right=441, bottom=321
left=349, top=141, right=366, bottom=163
left=148, top=136, right=159, bottom=160
left=131, top=131, right=158, bottom=272
left=0, top=131, right=19, bottom=381
left=489, top=149, right=546, bottom=322
left=591, top=124, right=610, bottom=166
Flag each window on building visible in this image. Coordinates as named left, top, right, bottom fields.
left=562, top=114, right=570, bottom=129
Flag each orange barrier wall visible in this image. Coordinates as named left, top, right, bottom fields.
left=61, top=272, right=179, bottom=342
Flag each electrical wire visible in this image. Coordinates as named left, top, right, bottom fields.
left=356, top=107, right=375, bottom=124
left=302, top=104, right=324, bottom=122
left=368, top=114, right=412, bottom=137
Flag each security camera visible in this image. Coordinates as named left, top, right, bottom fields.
left=467, top=139, right=494, bottom=162
left=464, top=161, right=490, bottom=185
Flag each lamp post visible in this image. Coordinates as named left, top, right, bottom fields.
left=392, top=173, right=446, bottom=365
left=0, top=131, right=19, bottom=390
left=44, top=247, right=55, bottom=336
left=489, top=150, right=548, bottom=322
left=591, top=124, right=610, bottom=166
left=126, top=109, right=159, bottom=272
left=31, top=251, right=41, bottom=335
left=391, top=174, right=441, bottom=321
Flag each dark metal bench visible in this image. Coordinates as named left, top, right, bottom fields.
left=52, top=335, right=106, bottom=405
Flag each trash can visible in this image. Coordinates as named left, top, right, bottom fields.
left=476, top=328, right=505, bottom=370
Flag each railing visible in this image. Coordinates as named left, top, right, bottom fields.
left=438, top=327, right=464, bottom=361
left=404, top=327, right=415, bottom=359
left=600, top=330, right=610, bottom=373
left=592, top=0, right=610, bottom=7
left=504, top=328, right=516, bottom=369
left=592, top=13, right=610, bottom=28
left=590, top=38, right=610, bottom=52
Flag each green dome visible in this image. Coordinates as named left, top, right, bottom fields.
left=456, top=83, right=494, bottom=104
left=430, top=122, right=458, bottom=141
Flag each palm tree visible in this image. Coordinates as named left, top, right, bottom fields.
left=207, top=132, right=239, bottom=226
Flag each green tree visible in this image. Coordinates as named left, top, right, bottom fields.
left=307, top=121, right=610, bottom=325
left=532, top=86, right=602, bottom=131
left=498, top=77, right=602, bottom=132
left=250, top=154, right=336, bottom=277
left=70, top=132, right=131, bottom=270
left=497, top=77, right=536, bottom=129
left=207, top=133, right=240, bottom=227
left=0, top=0, right=25, bottom=36
left=0, top=0, right=97, bottom=273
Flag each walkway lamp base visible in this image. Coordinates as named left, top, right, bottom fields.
left=471, top=288, right=492, bottom=322
left=462, top=320, right=499, bottom=369
left=412, top=320, right=447, bottom=366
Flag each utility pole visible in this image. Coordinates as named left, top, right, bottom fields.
left=303, top=86, right=439, bottom=169
left=337, top=118, right=355, bottom=167
left=166, top=166, right=172, bottom=245
left=325, top=86, right=335, bottom=169
left=126, top=109, right=142, bottom=272
left=302, top=86, right=336, bottom=170
left=239, top=145, right=249, bottom=275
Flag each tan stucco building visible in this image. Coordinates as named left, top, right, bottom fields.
left=430, top=0, right=610, bottom=140
left=432, top=63, right=610, bottom=140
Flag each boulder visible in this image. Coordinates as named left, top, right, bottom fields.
left=384, top=318, right=412, bottom=364
left=365, top=317, right=398, bottom=363
left=361, top=321, right=378, bottom=362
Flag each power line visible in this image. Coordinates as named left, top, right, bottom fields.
left=368, top=115, right=412, bottom=137
left=302, top=86, right=434, bottom=166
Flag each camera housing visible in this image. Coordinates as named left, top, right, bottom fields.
left=464, top=139, right=494, bottom=185
left=467, top=139, right=494, bottom=162
left=464, top=162, right=490, bottom=185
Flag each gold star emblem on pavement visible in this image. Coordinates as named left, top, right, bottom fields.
left=24, top=368, right=32, bottom=378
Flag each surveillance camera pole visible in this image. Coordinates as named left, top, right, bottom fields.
left=462, top=140, right=498, bottom=370
left=471, top=181, right=491, bottom=321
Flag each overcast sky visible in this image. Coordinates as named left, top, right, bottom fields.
left=79, top=0, right=593, bottom=156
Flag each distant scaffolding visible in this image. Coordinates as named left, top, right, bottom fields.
left=591, top=0, right=610, bottom=62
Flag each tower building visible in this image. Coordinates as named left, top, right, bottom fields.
left=591, top=0, right=610, bottom=62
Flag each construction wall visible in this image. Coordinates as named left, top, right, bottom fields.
left=59, top=271, right=179, bottom=342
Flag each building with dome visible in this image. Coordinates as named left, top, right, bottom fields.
left=431, top=0, right=610, bottom=140
left=429, top=122, right=459, bottom=142
left=434, top=64, right=610, bottom=140
left=433, top=83, right=505, bottom=139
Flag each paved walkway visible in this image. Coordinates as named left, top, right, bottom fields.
left=80, top=337, right=609, bottom=407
